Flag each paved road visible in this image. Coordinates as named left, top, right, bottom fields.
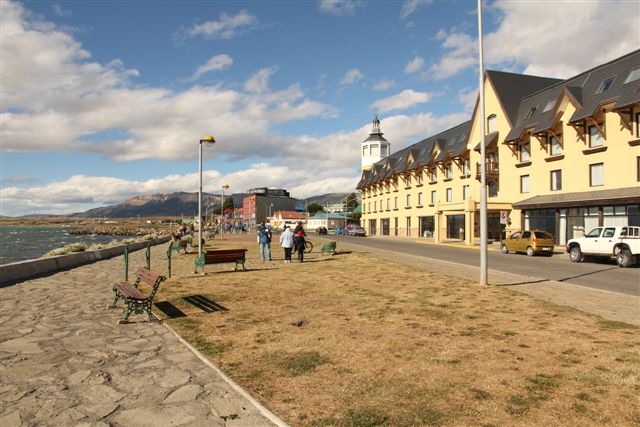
left=320, top=235, right=639, bottom=296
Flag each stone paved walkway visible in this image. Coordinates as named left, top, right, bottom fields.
left=0, top=248, right=282, bottom=427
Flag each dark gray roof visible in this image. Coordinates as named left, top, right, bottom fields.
left=486, top=70, right=562, bottom=126
left=357, top=121, right=471, bottom=188
left=513, top=186, right=640, bottom=209
left=473, top=131, right=499, bottom=152
left=364, top=133, right=389, bottom=143
left=505, top=50, right=640, bottom=142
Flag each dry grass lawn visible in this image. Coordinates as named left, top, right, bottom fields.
left=156, top=235, right=640, bottom=427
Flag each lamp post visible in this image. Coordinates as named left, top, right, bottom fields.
left=221, top=184, right=229, bottom=238
left=198, top=136, right=216, bottom=260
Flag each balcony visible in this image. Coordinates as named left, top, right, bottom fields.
left=476, top=161, right=499, bottom=182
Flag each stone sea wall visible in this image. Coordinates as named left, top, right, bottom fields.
left=0, top=236, right=171, bottom=285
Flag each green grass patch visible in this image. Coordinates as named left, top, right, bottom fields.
left=576, top=392, right=598, bottom=402
left=342, top=407, right=389, bottom=427
left=415, top=407, right=447, bottom=426
left=267, top=350, right=329, bottom=376
left=192, top=336, right=229, bottom=356
left=597, top=320, right=638, bottom=330
left=470, top=388, right=492, bottom=400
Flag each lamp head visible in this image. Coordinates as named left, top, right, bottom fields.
left=222, top=184, right=230, bottom=189
left=200, top=135, right=216, bottom=144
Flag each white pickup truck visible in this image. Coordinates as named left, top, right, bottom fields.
left=566, top=226, right=640, bottom=267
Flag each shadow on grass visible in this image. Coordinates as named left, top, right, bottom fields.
left=183, top=294, right=228, bottom=312
left=154, top=301, right=187, bottom=319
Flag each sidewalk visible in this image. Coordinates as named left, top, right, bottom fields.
left=0, top=248, right=285, bottom=427
left=331, top=238, right=639, bottom=326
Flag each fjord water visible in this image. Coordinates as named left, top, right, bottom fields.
left=0, top=226, right=127, bottom=265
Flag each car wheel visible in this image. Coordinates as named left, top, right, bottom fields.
left=500, top=244, right=509, bottom=254
left=616, top=249, right=634, bottom=268
left=526, top=246, right=535, bottom=257
left=569, top=246, right=584, bottom=263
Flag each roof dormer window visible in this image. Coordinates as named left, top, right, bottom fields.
left=596, top=76, right=615, bottom=94
left=542, top=100, right=556, bottom=113
left=525, top=106, right=537, bottom=119
left=624, top=68, right=640, bottom=84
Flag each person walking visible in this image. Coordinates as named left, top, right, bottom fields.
left=279, top=226, right=294, bottom=263
left=294, top=221, right=306, bottom=237
left=257, top=223, right=272, bottom=261
left=294, top=230, right=306, bottom=263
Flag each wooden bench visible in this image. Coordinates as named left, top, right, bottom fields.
left=194, top=248, right=247, bottom=273
left=109, top=267, right=166, bottom=324
left=321, top=241, right=337, bottom=255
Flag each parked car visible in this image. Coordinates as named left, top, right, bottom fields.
left=566, top=226, right=640, bottom=267
left=316, top=226, right=327, bottom=235
left=335, top=226, right=345, bottom=235
left=500, top=230, right=555, bottom=256
left=346, top=224, right=366, bottom=237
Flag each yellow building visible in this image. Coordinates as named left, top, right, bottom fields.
left=357, top=50, right=640, bottom=246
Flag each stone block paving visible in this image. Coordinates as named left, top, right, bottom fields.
left=0, top=248, right=280, bottom=427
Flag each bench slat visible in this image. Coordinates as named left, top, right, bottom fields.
left=114, top=283, right=146, bottom=300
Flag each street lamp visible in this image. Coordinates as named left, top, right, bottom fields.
left=198, top=136, right=216, bottom=260
left=221, top=184, right=229, bottom=238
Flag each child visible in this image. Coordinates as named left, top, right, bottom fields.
left=294, top=231, right=305, bottom=263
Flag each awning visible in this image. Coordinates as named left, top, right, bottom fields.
left=512, top=187, right=640, bottom=210
left=473, top=131, right=499, bottom=152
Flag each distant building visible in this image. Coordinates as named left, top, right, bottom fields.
left=271, top=211, right=307, bottom=229
left=242, top=188, right=299, bottom=226
left=325, top=203, right=347, bottom=213
left=306, top=213, right=349, bottom=230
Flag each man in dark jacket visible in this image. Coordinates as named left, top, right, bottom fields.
left=258, top=223, right=272, bottom=261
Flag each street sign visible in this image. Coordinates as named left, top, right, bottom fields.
left=499, top=210, right=508, bottom=225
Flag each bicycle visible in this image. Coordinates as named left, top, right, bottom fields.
left=304, top=240, right=313, bottom=253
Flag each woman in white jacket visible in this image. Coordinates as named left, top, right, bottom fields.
left=279, top=226, right=294, bottom=263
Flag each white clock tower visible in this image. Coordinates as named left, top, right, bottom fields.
left=361, top=115, right=390, bottom=171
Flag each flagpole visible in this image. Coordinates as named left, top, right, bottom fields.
left=478, top=0, right=488, bottom=285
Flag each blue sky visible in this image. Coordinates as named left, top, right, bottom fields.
left=1, top=0, right=638, bottom=216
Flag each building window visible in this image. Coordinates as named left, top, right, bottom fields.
left=416, top=172, right=423, bottom=185
left=381, top=145, right=388, bottom=156
left=362, top=145, right=368, bottom=156
left=520, top=175, right=530, bottom=193
left=394, top=196, right=398, bottom=209
left=370, top=144, right=379, bottom=155
left=463, top=185, right=470, bottom=200
left=431, top=191, right=436, bottom=204
left=549, top=135, right=563, bottom=156
left=519, top=142, right=530, bottom=162
left=418, top=192, right=423, bottom=206
left=406, top=194, right=411, bottom=207
left=405, top=175, right=412, bottom=187
left=625, top=68, right=640, bottom=84
left=588, top=125, right=604, bottom=148
left=525, top=106, right=537, bottom=118
left=487, top=114, right=497, bottom=133
left=596, top=76, right=615, bottom=94
left=446, top=188, right=453, bottom=202
left=636, top=112, right=640, bottom=138
left=406, top=217, right=411, bottom=237
left=386, top=198, right=390, bottom=210
left=462, top=158, right=470, bottom=175
left=430, top=168, right=437, bottom=182
left=445, top=163, right=453, bottom=179
left=368, top=202, right=371, bottom=213
left=590, top=163, right=604, bottom=187
left=393, top=179, right=398, bottom=191
left=374, top=201, right=377, bottom=212
left=551, top=170, right=562, bottom=191
left=489, top=181, right=498, bottom=198
left=543, top=100, right=556, bottom=113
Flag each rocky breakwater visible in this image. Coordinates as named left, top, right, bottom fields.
left=69, top=222, right=174, bottom=237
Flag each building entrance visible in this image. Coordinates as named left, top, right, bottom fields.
left=488, top=212, right=507, bottom=241
left=381, top=218, right=390, bottom=235
left=368, top=219, right=377, bottom=236
left=447, top=215, right=465, bottom=239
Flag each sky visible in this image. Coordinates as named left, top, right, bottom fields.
left=1, top=0, right=638, bottom=216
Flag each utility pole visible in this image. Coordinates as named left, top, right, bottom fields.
left=478, top=0, right=488, bottom=285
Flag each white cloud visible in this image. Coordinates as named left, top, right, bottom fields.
left=319, top=0, right=362, bottom=17
left=404, top=56, right=424, bottom=74
left=400, top=0, right=431, bottom=19
left=52, top=4, right=72, bottom=17
left=431, top=0, right=639, bottom=80
left=182, top=9, right=258, bottom=40
left=244, top=66, right=278, bottom=93
left=457, top=87, right=477, bottom=113
left=373, top=79, right=396, bottom=92
left=370, top=89, right=435, bottom=113
left=340, top=68, right=364, bottom=86
left=189, top=54, right=233, bottom=81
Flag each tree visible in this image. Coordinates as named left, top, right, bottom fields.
left=307, top=203, right=324, bottom=216
left=345, top=192, right=359, bottom=211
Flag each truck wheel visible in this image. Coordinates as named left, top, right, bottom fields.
left=569, top=246, right=584, bottom=263
left=526, top=246, right=535, bottom=257
left=500, top=244, right=509, bottom=254
left=616, top=249, right=634, bottom=268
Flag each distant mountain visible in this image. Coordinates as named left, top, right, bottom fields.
left=19, top=214, right=61, bottom=218
left=69, top=192, right=221, bottom=218
left=303, top=193, right=360, bottom=206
